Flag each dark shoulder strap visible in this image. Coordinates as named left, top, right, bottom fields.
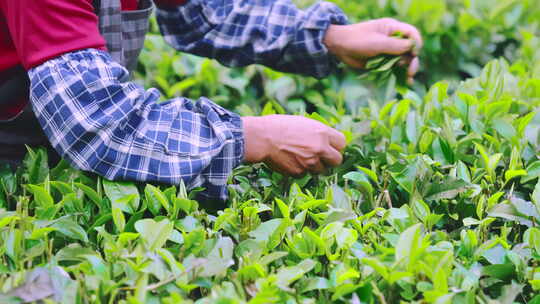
left=0, top=65, right=30, bottom=108
left=93, top=0, right=101, bottom=15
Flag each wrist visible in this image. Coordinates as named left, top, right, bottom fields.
left=323, top=25, right=345, bottom=57
left=241, top=116, right=271, bottom=163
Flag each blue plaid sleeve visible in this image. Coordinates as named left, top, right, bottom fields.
left=28, top=49, right=244, bottom=200
left=156, top=0, right=349, bottom=78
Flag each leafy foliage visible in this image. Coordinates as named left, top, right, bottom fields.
left=1, top=1, right=540, bottom=303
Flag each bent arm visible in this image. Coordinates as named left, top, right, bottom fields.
left=1, top=0, right=245, bottom=199
left=29, top=49, right=244, bottom=199
left=155, top=0, right=349, bottom=78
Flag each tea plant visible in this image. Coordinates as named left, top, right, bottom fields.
left=1, top=1, right=540, bottom=303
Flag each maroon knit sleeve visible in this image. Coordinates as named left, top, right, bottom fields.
left=0, top=0, right=106, bottom=70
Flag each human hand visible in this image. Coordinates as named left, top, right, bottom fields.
left=323, top=18, right=423, bottom=84
left=242, top=115, right=346, bottom=176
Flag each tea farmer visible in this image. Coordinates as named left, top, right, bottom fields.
left=0, top=0, right=422, bottom=200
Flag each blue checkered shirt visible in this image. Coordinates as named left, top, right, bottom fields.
left=28, top=0, right=348, bottom=200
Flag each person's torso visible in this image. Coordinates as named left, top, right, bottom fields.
left=0, top=0, right=153, bottom=122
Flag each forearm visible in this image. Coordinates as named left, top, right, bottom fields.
left=155, top=0, right=348, bottom=78
left=29, top=48, right=244, bottom=200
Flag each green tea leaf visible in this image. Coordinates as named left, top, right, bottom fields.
left=112, top=207, right=126, bottom=232
left=275, top=259, right=315, bottom=288
left=144, top=184, right=169, bottom=215
left=26, top=184, right=53, bottom=208
left=134, top=218, right=173, bottom=251
left=51, top=218, right=89, bottom=242
left=199, top=237, right=234, bottom=277
left=103, top=180, right=140, bottom=214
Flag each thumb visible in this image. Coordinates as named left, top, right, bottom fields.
left=378, top=36, right=414, bottom=55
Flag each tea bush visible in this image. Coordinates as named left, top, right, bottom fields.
left=1, top=1, right=540, bottom=303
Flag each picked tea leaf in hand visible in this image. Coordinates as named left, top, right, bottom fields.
left=360, top=32, right=416, bottom=87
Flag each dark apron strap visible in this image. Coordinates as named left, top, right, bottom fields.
left=0, top=65, right=30, bottom=109
left=94, top=0, right=101, bottom=14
